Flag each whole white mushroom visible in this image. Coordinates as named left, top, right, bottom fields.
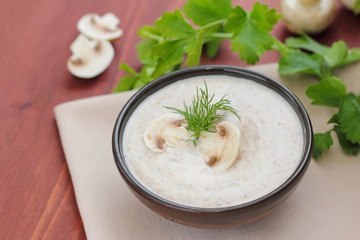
left=281, top=0, right=337, bottom=34
left=341, top=0, right=360, bottom=14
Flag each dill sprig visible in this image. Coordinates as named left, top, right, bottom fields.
left=166, top=82, right=240, bottom=146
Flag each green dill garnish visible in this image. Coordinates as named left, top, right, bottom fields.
left=166, top=82, right=240, bottom=146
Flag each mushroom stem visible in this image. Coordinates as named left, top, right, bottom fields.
left=300, top=0, right=320, bottom=6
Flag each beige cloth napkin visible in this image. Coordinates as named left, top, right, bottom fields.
left=54, top=63, right=360, bottom=240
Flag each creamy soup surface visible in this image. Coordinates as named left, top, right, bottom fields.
left=122, top=75, right=304, bottom=208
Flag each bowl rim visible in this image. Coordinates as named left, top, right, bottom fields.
left=112, top=65, right=313, bottom=213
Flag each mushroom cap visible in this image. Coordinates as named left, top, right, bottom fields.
left=341, top=0, right=360, bottom=13
left=77, top=13, right=123, bottom=41
left=67, top=34, right=114, bottom=79
left=281, top=0, right=337, bottom=34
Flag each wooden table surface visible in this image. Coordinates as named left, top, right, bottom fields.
left=1, top=0, right=359, bottom=239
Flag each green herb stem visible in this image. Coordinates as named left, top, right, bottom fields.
left=141, top=32, right=164, bottom=42
left=201, top=19, right=227, bottom=30
left=271, top=38, right=289, bottom=53
left=209, top=32, right=233, bottom=38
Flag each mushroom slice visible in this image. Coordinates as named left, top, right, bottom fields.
left=198, top=121, right=240, bottom=170
left=143, top=113, right=188, bottom=153
left=77, top=13, right=123, bottom=41
left=67, top=34, right=114, bottom=78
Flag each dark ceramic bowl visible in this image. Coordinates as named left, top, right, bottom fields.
left=112, top=65, right=313, bottom=229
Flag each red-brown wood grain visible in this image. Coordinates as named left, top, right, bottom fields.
left=0, top=0, right=359, bottom=239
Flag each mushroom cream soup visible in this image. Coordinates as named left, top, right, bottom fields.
left=122, top=75, right=304, bottom=208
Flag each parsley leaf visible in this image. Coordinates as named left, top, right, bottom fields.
left=285, top=34, right=327, bottom=54
left=338, top=93, right=360, bottom=144
left=155, top=10, right=195, bottom=38
left=323, top=41, right=347, bottom=67
left=113, top=63, right=156, bottom=92
left=224, top=3, right=280, bottom=64
left=323, top=41, right=357, bottom=69
left=313, top=131, right=334, bottom=159
left=119, top=63, right=138, bottom=76
left=203, top=25, right=224, bottom=58
left=113, top=64, right=139, bottom=92
left=113, top=75, right=137, bottom=92
left=328, top=114, right=339, bottom=124
left=183, top=0, right=232, bottom=26
left=205, top=38, right=222, bottom=58
left=185, top=30, right=205, bottom=67
left=344, top=47, right=360, bottom=64
left=306, top=76, right=347, bottom=107
left=278, top=49, right=323, bottom=77
left=281, top=35, right=360, bottom=77
left=151, top=39, right=185, bottom=78
left=333, top=125, right=360, bottom=155
left=136, top=39, right=158, bottom=65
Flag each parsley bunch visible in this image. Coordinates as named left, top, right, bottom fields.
left=113, top=0, right=280, bottom=91
left=114, top=0, right=360, bottom=159
left=273, top=35, right=360, bottom=158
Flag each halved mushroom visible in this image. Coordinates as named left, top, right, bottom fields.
left=198, top=121, right=240, bottom=170
left=144, top=113, right=188, bottom=153
left=67, top=34, right=114, bottom=78
left=281, top=0, right=336, bottom=34
left=77, top=13, right=123, bottom=41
